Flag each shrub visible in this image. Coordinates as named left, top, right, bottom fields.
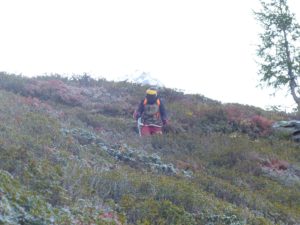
left=120, top=196, right=196, bottom=225
left=25, top=79, right=85, bottom=106
left=0, top=72, right=29, bottom=94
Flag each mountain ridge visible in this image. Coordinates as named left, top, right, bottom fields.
left=116, top=70, right=165, bottom=87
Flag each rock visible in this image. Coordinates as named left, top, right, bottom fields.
left=261, top=161, right=300, bottom=186
left=61, top=128, right=97, bottom=145
left=61, top=127, right=182, bottom=176
left=261, top=159, right=289, bottom=171
left=272, top=120, right=300, bottom=141
left=273, top=120, right=300, bottom=129
left=183, top=170, right=193, bottom=178
left=149, top=153, right=161, bottom=164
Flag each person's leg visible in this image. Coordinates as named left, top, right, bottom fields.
left=141, top=126, right=151, bottom=136
left=149, top=126, right=162, bottom=135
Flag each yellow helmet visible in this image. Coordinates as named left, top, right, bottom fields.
left=146, top=88, right=157, bottom=96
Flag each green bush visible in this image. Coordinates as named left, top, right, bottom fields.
left=0, top=73, right=299, bottom=224
left=121, top=196, right=196, bottom=225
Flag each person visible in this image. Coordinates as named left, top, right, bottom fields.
left=133, top=87, right=168, bottom=136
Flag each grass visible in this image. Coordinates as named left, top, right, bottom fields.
left=0, top=73, right=299, bottom=224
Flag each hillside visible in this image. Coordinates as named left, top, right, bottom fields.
left=0, top=72, right=300, bottom=225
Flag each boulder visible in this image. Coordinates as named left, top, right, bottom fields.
left=261, top=164, right=300, bottom=186
left=272, top=120, right=300, bottom=141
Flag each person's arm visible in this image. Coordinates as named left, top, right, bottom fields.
left=159, top=100, right=168, bottom=125
left=133, top=100, right=144, bottom=120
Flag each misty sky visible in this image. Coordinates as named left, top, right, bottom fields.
left=1, top=0, right=300, bottom=111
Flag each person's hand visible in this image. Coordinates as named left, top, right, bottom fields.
left=133, top=111, right=138, bottom=120
left=163, top=119, right=169, bottom=126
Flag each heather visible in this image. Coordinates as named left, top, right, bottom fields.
left=0, top=72, right=299, bottom=224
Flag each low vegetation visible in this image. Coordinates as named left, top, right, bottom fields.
left=0, top=72, right=299, bottom=224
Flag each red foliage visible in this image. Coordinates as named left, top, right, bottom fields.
left=93, top=126, right=105, bottom=133
left=21, top=96, right=53, bottom=111
left=21, top=96, right=42, bottom=107
left=99, top=212, right=122, bottom=225
left=225, top=105, right=246, bottom=123
left=100, top=212, right=114, bottom=219
left=25, top=80, right=85, bottom=106
left=261, top=158, right=289, bottom=171
left=250, top=115, right=273, bottom=135
left=176, top=160, right=204, bottom=172
left=224, top=105, right=273, bottom=136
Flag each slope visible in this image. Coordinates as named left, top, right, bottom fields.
left=0, top=72, right=300, bottom=225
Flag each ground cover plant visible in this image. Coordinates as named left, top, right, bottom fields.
left=0, top=72, right=299, bottom=224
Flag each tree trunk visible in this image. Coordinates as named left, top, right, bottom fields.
left=283, top=29, right=300, bottom=109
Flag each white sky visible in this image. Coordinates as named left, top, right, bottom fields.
left=1, top=0, right=300, bottom=112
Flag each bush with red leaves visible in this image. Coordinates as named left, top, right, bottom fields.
left=25, top=80, right=85, bottom=106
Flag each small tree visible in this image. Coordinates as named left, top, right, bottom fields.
left=254, top=0, right=300, bottom=110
